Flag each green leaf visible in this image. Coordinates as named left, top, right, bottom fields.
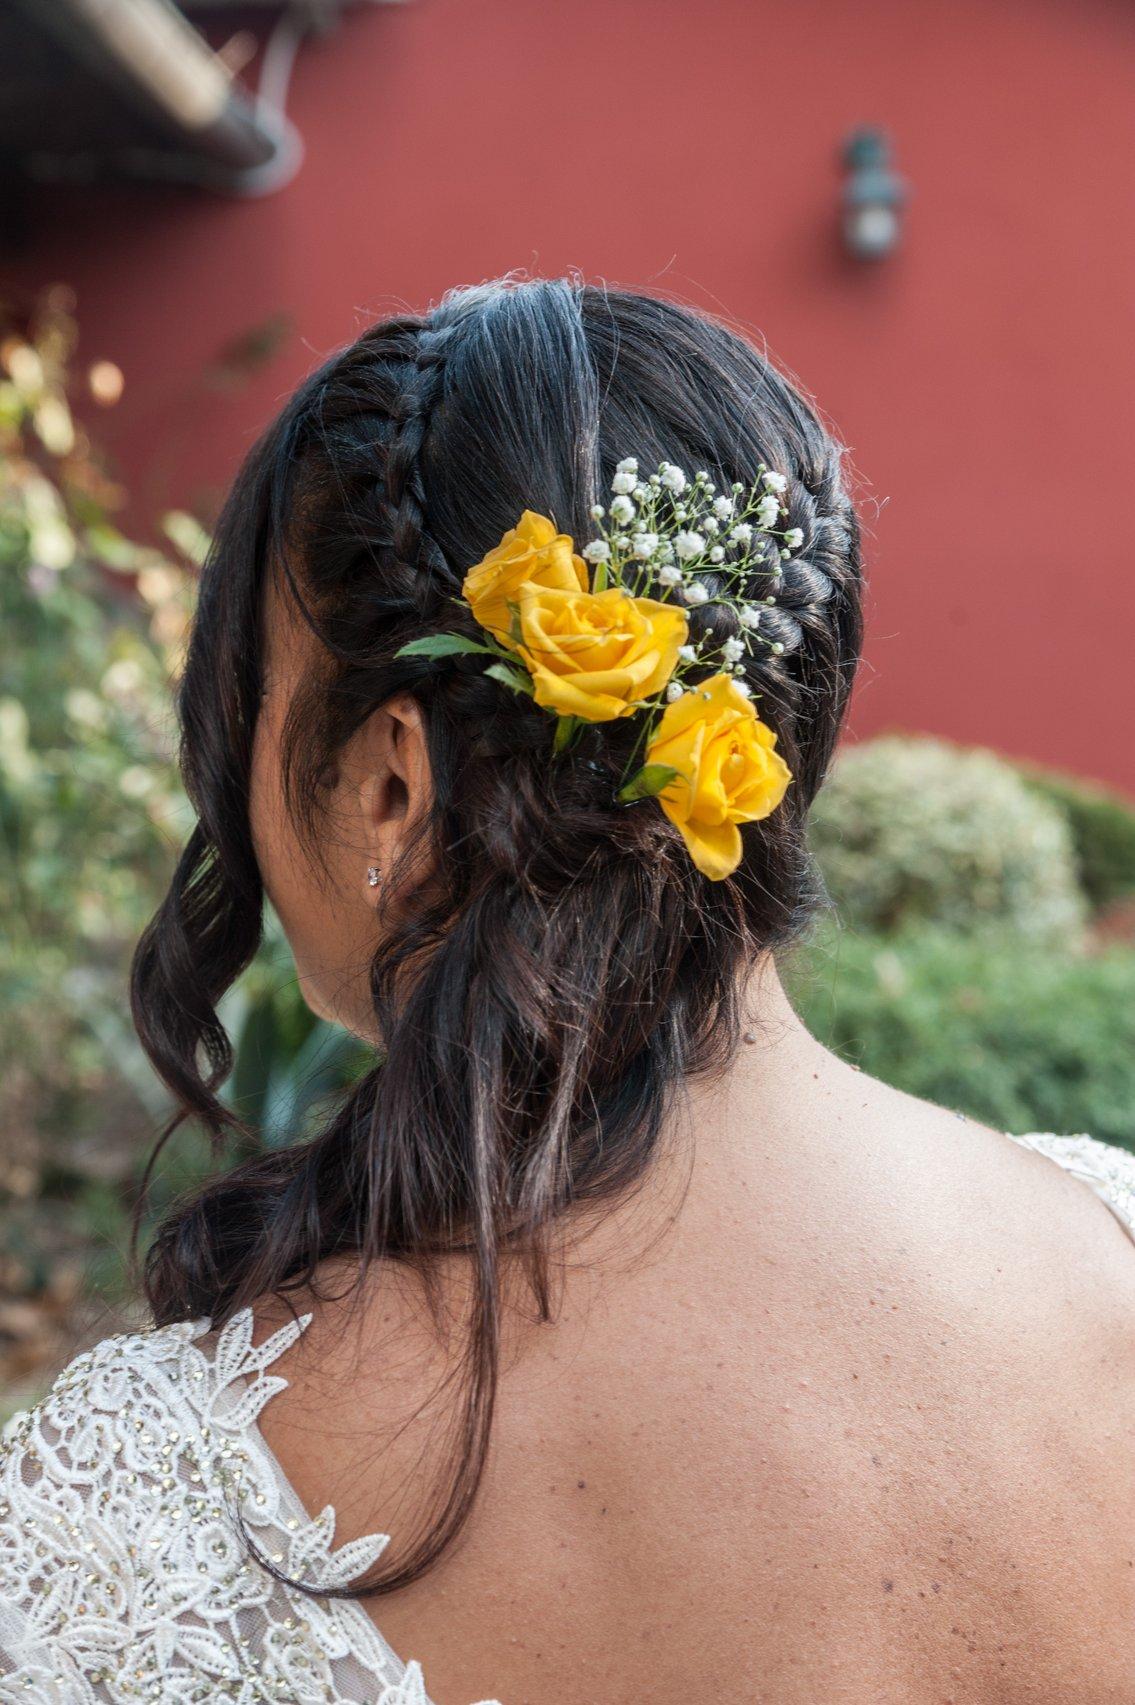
left=160, top=509, right=211, bottom=568
left=552, top=714, right=581, bottom=755
left=484, top=661, right=534, bottom=696
left=591, top=558, right=609, bottom=593
left=617, top=763, right=681, bottom=804
left=84, top=523, right=143, bottom=571
left=394, top=633, right=497, bottom=660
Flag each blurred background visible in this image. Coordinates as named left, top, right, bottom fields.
left=1, top=0, right=1133, bottom=1416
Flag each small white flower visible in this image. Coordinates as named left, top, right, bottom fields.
left=762, top=469, right=788, bottom=494
left=615, top=534, right=631, bottom=548
left=713, top=496, right=735, bottom=520
left=611, top=470, right=637, bottom=496
left=665, top=680, right=685, bottom=703
left=739, top=604, right=763, bottom=629
left=633, top=483, right=650, bottom=501
left=659, top=463, right=688, bottom=494
left=703, top=516, right=720, bottom=536
left=582, top=540, right=611, bottom=564
left=756, top=494, right=781, bottom=529
left=655, top=537, right=675, bottom=563
left=610, top=494, right=635, bottom=524
left=732, top=481, right=744, bottom=493
left=695, top=470, right=709, bottom=483
left=729, top=523, right=754, bottom=550
left=657, top=563, right=684, bottom=587
left=631, top=531, right=659, bottom=560
left=722, top=635, right=745, bottom=663
left=683, top=582, right=709, bottom=606
left=649, top=473, right=661, bottom=487
left=732, top=679, right=753, bottom=698
left=590, top=503, right=606, bottom=520
left=784, top=527, right=804, bottom=550
left=616, top=456, right=639, bottom=475
left=678, top=644, right=699, bottom=662
left=709, top=545, right=725, bottom=563
left=675, top=530, right=706, bottom=562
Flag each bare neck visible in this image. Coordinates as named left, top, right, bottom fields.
left=536, top=951, right=853, bottom=1291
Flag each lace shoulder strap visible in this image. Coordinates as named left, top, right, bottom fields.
left=1006, top=1130, right=1135, bottom=1243
left=0, top=1309, right=500, bottom=1704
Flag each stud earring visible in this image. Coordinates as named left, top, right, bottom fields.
left=366, top=863, right=381, bottom=888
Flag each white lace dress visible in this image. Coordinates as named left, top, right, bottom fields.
left=2, top=1130, right=1134, bottom=1705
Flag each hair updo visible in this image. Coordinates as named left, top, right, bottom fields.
left=130, top=274, right=865, bottom=1596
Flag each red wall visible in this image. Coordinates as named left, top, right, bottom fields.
left=8, top=0, right=1135, bottom=789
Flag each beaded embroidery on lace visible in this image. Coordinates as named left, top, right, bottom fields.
left=0, top=1308, right=500, bottom=1705
left=1, top=1129, right=1132, bottom=1704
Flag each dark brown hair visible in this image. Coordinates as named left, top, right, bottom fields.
left=130, top=274, right=864, bottom=1597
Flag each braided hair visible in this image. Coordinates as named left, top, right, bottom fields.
left=130, top=275, right=865, bottom=1597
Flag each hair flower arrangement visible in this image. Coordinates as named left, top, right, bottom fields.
left=396, top=460, right=796, bottom=879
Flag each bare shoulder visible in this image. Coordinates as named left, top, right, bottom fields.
left=882, top=1062, right=1129, bottom=1213
left=849, top=1069, right=1135, bottom=1346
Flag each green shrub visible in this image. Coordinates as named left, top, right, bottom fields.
left=0, top=290, right=205, bottom=1324
left=1017, top=763, right=1135, bottom=913
left=0, top=293, right=198, bottom=1120
left=808, top=735, right=1088, bottom=946
left=0, top=292, right=349, bottom=1341
left=784, top=918, right=1135, bottom=1151
left=219, top=905, right=371, bottom=1150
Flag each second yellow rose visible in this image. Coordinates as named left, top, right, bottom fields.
left=516, top=585, right=688, bottom=722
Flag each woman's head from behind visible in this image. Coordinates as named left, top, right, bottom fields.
left=132, top=274, right=864, bottom=1591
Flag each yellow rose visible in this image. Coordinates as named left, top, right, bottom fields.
left=462, top=510, right=589, bottom=647
left=515, top=585, right=688, bottom=722
left=646, top=674, right=792, bottom=880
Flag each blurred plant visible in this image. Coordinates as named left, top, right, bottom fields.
left=806, top=734, right=1089, bottom=947
left=0, top=291, right=230, bottom=1388
left=0, top=287, right=200, bottom=1396
left=1016, top=763, right=1135, bottom=917
left=785, top=917, right=1135, bottom=1152
left=792, top=732, right=1135, bottom=1153
left=0, top=286, right=199, bottom=1151
left=218, top=904, right=371, bottom=1151
left=0, top=289, right=367, bottom=1411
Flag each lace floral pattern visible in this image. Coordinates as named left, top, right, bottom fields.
left=0, top=1309, right=500, bottom=1704
left=1, top=1130, right=1132, bottom=1703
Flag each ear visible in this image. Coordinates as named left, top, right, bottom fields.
left=356, top=693, right=433, bottom=891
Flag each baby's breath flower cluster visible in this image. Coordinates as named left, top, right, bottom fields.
left=395, top=458, right=795, bottom=879
left=585, top=456, right=800, bottom=681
